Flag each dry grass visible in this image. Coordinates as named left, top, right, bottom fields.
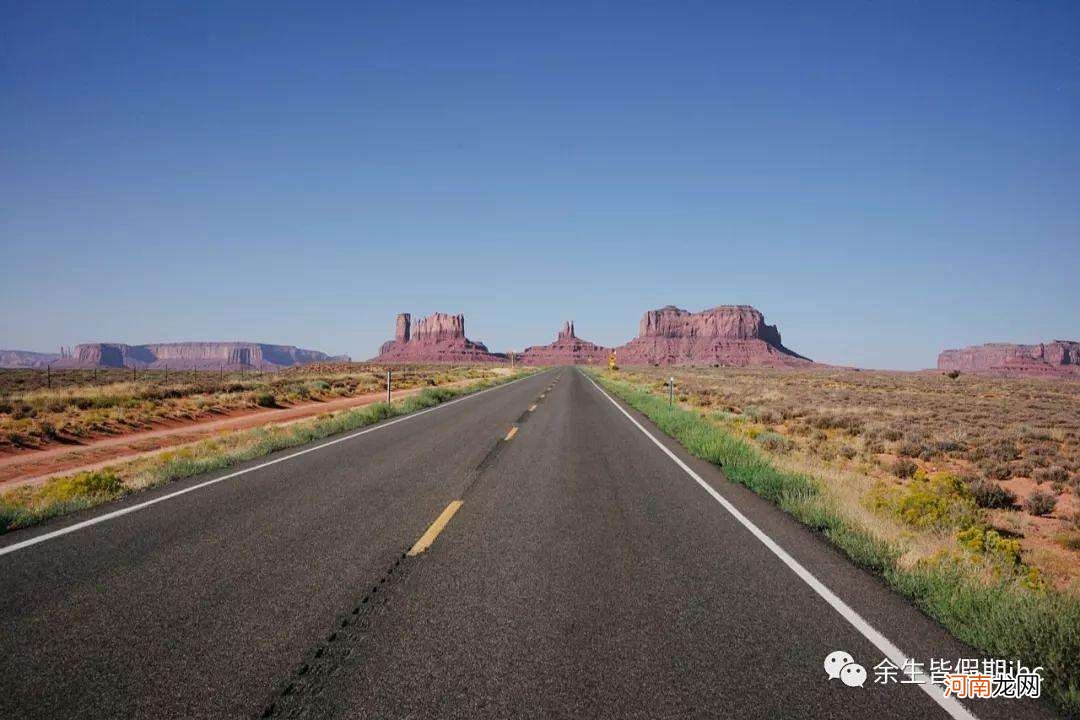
left=0, top=364, right=507, bottom=451
left=613, top=366, right=1080, bottom=588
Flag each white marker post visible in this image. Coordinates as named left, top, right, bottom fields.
left=668, top=377, right=675, bottom=406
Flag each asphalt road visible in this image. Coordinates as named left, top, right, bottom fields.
left=0, top=369, right=1061, bottom=719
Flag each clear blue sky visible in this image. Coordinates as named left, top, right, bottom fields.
left=2, top=1, right=1077, bottom=369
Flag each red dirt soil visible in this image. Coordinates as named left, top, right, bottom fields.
left=0, top=381, right=470, bottom=490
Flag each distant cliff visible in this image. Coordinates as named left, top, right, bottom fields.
left=54, top=342, right=349, bottom=370
left=0, top=350, right=61, bottom=369
left=938, top=341, right=1080, bottom=378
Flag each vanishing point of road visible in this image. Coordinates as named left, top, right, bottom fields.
left=0, top=369, right=1059, bottom=719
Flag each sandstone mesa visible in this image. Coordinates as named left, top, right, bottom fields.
left=47, top=342, right=349, bottom=370
left=615, top=305, right=811, bottom=367
left=937, top=341, right=1080, bottom=378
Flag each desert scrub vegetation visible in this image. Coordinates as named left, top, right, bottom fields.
left=0, top=364, right=507, bottom=451
left=608, top=365, right=1080, bottom=589
left=0, top=370, right=535, bottom=535
left=589, top=370, right=1080, bottom=714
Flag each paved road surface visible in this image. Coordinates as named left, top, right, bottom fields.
left=0, top=369, right=1060, bottom=719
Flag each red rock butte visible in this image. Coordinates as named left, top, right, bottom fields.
left=937, top=341, right=1080, bottom=378
left=519, top=322, right=611, bottom=366
left=373, top=312, right=503, bottom=363
left=615, top=305, right=811, bottom=367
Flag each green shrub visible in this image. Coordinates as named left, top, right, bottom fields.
left=873, top=471, right=980, bottom=530
left=254, top=392, right=277, bottom=408
left=35, top=469, right=124, bottom=506
left=957, top=526, right=1021, bottom=565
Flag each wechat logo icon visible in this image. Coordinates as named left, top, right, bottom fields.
left=825, top=650, right=867, bottom=688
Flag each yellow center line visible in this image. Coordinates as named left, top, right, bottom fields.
left=528, top=403, right=537, bottom=412
left=407, top=500, right=463, bottom=556
left=504, top=426, right=518, bottom=441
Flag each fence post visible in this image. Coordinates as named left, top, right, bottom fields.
left=47, top=363, right=52, bottom=390
left=668, top=377, right=674, bottom=406
left=386, top=370, right=391, bottom=403
left=165, top=364, right=168, bottom=384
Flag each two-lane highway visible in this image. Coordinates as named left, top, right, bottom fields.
left=0, top=369, right=1059, bottom=719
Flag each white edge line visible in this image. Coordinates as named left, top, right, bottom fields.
left=582, top=371, right=977, bottom=720
left=0, top=371, right=543, bottom=557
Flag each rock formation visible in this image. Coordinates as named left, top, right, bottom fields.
left=0, top=350, right=61, bottom=369
left=373, top=312, right=503, bottom=363
left=937, top=341, right=1080, bottom=378
left=615, top=305, right=811, bottom=367
left=519, top=321, right=611, bottom=365
left=53, top=342, right=350, bottom=370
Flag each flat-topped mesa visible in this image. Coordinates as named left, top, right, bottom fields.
left=55, top=342, right=349, bottom=370
left=937, top=341, right=1080, bottom=378
left=0, top=349, right=60, bottom=369
left=616, top=305, right=811, bottom=367
left=519, top=321, right=611, bottom=365
left=373, top=312, right=503, bottom=363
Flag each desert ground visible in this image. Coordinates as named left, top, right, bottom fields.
left=0, top=363, right=503, bottom=453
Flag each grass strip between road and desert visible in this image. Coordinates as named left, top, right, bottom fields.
left=0, top=369, right=541, bottom=548
left=584, top=369, right=1079, bottom=718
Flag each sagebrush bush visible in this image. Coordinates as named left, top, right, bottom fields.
left=1024, top=490, right=1058, bottom=517
left=892, top=458, right=918, bottom=478
left=1034, top=466, right=1069, bottom=486
left=757, top=431, right=792, bottom=453
left=967, top=478, right=1017, bottom=509
left=983, top=464, right=1012, bottom=481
